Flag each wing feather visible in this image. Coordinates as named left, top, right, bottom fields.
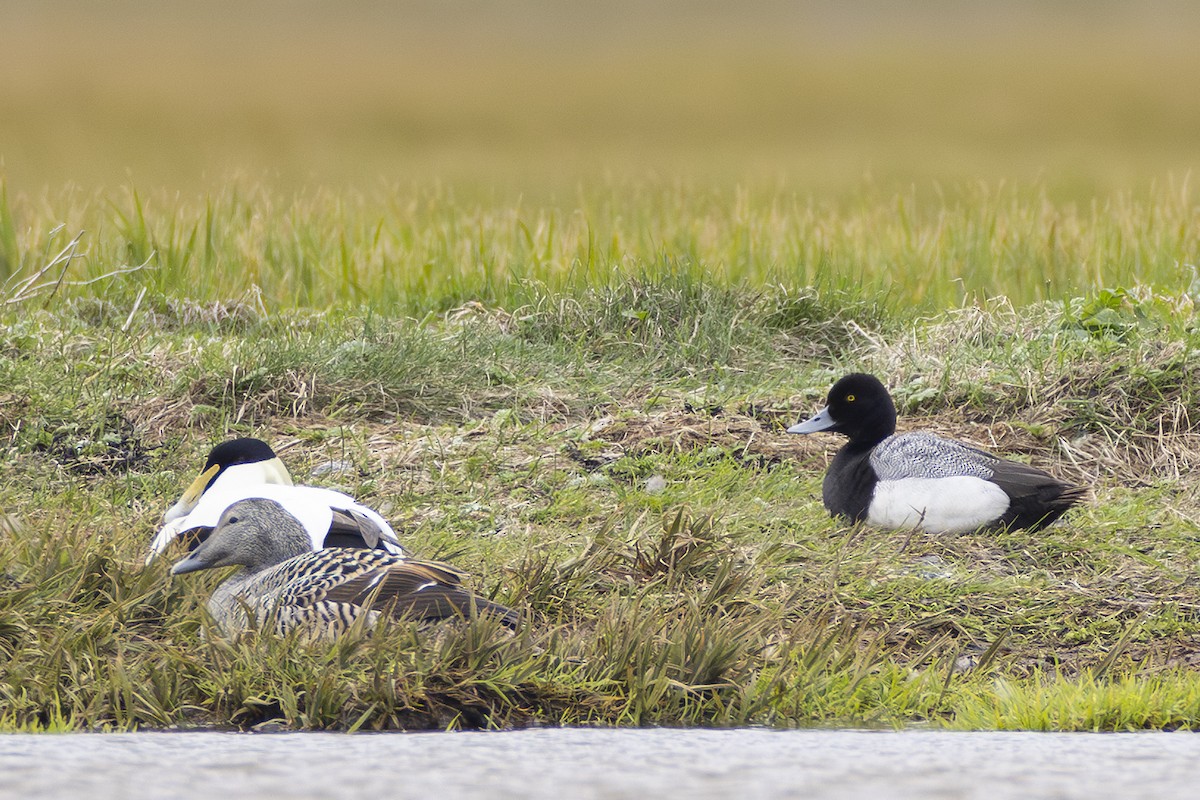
left=870, top=432, right=997, bottom=481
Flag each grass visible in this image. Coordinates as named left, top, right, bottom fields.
left=1, top=179, right=1199, bottom=314
left=4, top=277, right=1200, bottom=732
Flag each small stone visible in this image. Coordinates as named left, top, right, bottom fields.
left=954, top=654, right=978, bottom=673
left=251, top=719, right=290, bottom=733
left=565, top=474, right=612, bottom=489
left=645, top=475, right=667, bottom=494
left=311, top=460, right=354, bottom=477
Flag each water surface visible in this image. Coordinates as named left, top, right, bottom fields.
left=4, top=728, right=1199, bottom=799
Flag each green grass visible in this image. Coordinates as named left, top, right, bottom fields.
left=4, top=280, right=1200, bottom=731
left=1, top=179, right=1199, bottom=313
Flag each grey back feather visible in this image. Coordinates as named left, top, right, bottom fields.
left=327, top=507, right=384, bottom=548
left=869, top=432, right=997, bottom=481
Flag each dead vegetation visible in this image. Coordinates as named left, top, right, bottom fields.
left=7, top=288, right=1200, bottom=731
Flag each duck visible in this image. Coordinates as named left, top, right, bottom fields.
left=162, top=437, right=292, bottom=523
left=147, top=437, right=406, bottom=564
left=170, top=497, right=519, bottom=637
left=787, top=373, right=1085, bottom=533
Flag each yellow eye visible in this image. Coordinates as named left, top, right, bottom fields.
left=846, top=394, right=856, bottom=402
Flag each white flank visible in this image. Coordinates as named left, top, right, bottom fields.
left=867, top=476, right=1010, bottom=534
left=162, top=496, right=191, bottom=524
left=147, top=518, right=189, bottom=560
left=146, top=479, right=405, bottom=562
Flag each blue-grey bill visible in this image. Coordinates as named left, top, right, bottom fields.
left=170, top=555, right=207, bottom=576
left=786, top=406, right=836, bottom=434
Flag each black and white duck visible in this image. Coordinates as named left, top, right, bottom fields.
left=788, top=373, right=1085, bottom=533
left=148, top=437, right=405, bottom=564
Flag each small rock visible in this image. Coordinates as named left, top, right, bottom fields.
left=251, top=719, right=290, bottom=733
left=645, top=475, right=667, bottom=494
left=311, top=460, right=355, bottom=477
left=904, top=555, right=955, bottom=581
left=565, top=474, right=612, bottom=489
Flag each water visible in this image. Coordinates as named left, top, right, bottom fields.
left=3, top=728, right=1200, bottom=799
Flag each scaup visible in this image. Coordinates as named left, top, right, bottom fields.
left=788, top=373, right=1085, bottom=533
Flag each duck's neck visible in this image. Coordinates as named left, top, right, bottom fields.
left=207, top=567, right=263, bottom=634
left=213, top=566, right=258, bottom=593
left=824, top=444, right=878, bottom=521
left=847, top=411, right=896, bottom=448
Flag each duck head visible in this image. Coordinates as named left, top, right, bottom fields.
left=170, top=498, right=312, bottom=576
left=163, top=438, right=293, bottom=523
left=787, top=373, right=898, bottom=445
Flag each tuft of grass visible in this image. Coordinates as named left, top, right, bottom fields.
left=6, top=281, right=1200, bottom=731
left=948, top=672, right=1200, bottom=731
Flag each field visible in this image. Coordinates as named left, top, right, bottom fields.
left=3, top=2, right=1200, bottom=731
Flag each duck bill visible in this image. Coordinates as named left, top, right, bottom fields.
left=163, top=464, right=221, bottom=523
left=787, top=406, right=836, bottom=434
left=169, top=553, right=209, bottom=575
left=170, top=533, right=224, bottom=575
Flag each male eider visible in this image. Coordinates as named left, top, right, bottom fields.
left=147, top=437, right=405, bottom=564
left=163, top=438, right=292, bottom=523
left=171, top=498, right=519, bottom=637
left=788, top=373, right=1085, bottom=533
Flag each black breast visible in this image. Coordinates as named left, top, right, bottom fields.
left=821, top=445, right=878, bottom=522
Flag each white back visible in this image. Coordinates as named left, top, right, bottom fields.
left=148, top=480, right=403, bottom=562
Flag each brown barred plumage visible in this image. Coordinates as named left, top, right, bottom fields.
left=171, top=499, right=518, bottom=637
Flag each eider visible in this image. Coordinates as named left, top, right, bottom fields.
left=170, top=497, right=519, bottom=637
left=147, top=437, right=405, bottom=564
left=163, top=438, right=292, bottom=523
left=788, top=373, right=1085, bottom=533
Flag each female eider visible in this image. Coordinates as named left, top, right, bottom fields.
left=788, top=373, right=1085, bottom=533
left=171, top=498, right=519, bottom=637
left=147, top=437, right=405, bottom=564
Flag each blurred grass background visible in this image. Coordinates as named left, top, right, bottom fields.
left=5, top=0, right=1199, bottom=194
left=1, top=1, right=1198, bottom=309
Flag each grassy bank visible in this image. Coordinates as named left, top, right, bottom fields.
left=3, top=277, right=1200, bottom=731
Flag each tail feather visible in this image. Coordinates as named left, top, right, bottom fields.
left=382, top=586, right=521, bottom=629
left=1002, top=480, right=1088, bottom=531
left=322, top=560, right=519, bottom=629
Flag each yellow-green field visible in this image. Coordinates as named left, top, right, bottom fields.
left=5, top=2, right=1200, bottom=193
left=2, top=2, right=1200, bottom=311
